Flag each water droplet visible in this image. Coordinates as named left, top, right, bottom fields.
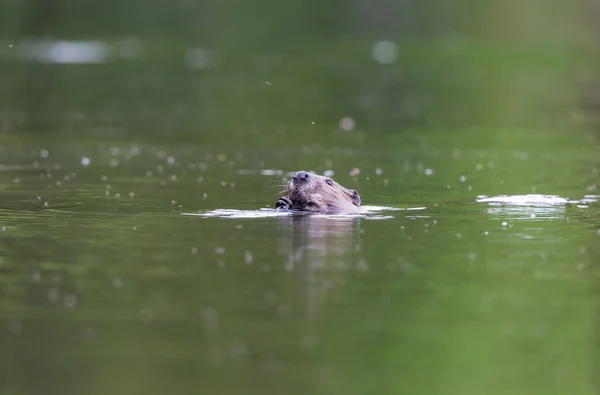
left=357, top=259, right=369, bottom=271
left=228, top=338, right=248, bottom=361
left=47, top=288, right=59, bottom=303
left=372, top=40, right=399, bottom=64
left=112, top=277, right=123, bottom=289
left=64, top=294, right=77, bottom=308
left=339, top=116, right=355, bottom=131
left=31, top=270, right=41, bottom=282
left=185, top=47, right=214, bottom=70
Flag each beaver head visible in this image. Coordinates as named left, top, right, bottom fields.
left=276, top=171, right=361, bottom=214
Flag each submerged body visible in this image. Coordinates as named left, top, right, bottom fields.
left=276, top=171, right=361, bottom=214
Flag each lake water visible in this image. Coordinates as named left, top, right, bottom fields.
left=2, top=4, right=600, bottom=392
left=1, top=125, right=598, bottom=394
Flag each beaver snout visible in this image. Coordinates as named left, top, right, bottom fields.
left=293, top=171, right=310, bottom=183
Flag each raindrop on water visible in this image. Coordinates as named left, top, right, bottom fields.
left=372, top=40, right=399, bottom=64
left=63, top=294, right=77, bottom=308
left=112, top=277, right=123, bottom=289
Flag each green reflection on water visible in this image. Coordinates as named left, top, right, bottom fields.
left=0, top=129, right=597, bottom=395
left=1, top=0, right=600, bottom=393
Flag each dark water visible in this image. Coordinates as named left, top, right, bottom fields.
left=2, top=1, right=600, bottom=394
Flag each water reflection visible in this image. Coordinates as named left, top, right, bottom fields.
left=277, top=215, right=360, bottom=321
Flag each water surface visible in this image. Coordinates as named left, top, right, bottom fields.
left=2, top=3, right=600, bottom=391
left=0, top=130, right=598, bottom=395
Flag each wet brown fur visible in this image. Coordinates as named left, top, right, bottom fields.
left=279, top=171, right=360, bottom=214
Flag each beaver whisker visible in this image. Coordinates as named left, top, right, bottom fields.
left=264, top=186, right=287, bottom=195
left=264, top=178, right=289, bottom=193
left=265, top=178, right=287, bottom=185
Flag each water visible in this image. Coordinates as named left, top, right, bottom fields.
left=0, top=128, right=598, bottom=394
left=2, top=1, right=600, bottom=392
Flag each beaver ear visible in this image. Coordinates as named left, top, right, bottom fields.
left=347, top=189, right=361, bottom=206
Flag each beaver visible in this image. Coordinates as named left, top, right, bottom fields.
left=275, top=171, right=361, bottom=214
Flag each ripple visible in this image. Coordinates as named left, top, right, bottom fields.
left=476, top=194, right=598, bottom=221
left=182, top=205, right=426, bottom=220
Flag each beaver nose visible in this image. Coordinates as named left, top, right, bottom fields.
left=293, top=171, right=310, bottom=182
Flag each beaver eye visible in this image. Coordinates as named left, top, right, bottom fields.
left=325, top=178, right=333, bottom=186
left=307, top=202, right=318, bottom=207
